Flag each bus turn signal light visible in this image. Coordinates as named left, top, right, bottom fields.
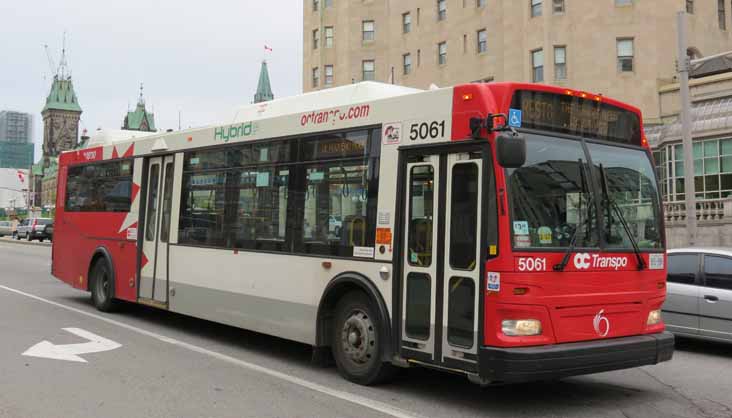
left=462, top=93, right=473, bottom=101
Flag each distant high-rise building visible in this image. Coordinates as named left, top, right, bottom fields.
left=0, top=111, right=34, bottom=169
left=122, top=84, right=156, bottom=132
left=254, top=60, right=274, bottom=104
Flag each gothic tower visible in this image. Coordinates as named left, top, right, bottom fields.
left=122, top=83, right=156, bottom=132
left=41, top=44, right=82, bottom=165
left=254, top=60, right=274, bottom=104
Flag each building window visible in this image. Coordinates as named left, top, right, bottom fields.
left=312, top=29, right=319, bottom=50
left=313, top=0, right=319, bottom=12
left=362, top=20, right=375, bottom=41
left=477, top=0, right=486, bottom=7
left=615, top=0, right=632, bottom=5
left=554, top=46, right=566, bottom=80
left=325, top=26, right=334, bottom=48
left=665, top=139, right=732, bottom=201
left=362, top=60, right=375, bottom=80
left=417, top=49, right=421, bottom=66
left=403, top=53, right=412, bottom=75
left=324, top=65, right=334, bottom=86
left=617, top=38, right=634, bottom=72
left=403, top=12, right=411, bottom=33
left=438, top=41, right=447, bottom=65
left=553, top=0, right=564, bottom=13
left=720, top=0, right=727, bottom=30
left=437, top=0, right=447, bottom=20
left=477, top=29, right=487, bottom=53
left=312, top=67, right=320, bottom=87
left=531, top=49, right=543, bottom=82
left=531, top=0, right=542, bottom=17
left=686, top=0, right=693, bottom=13
left=324, top=0, right=333, bottom=7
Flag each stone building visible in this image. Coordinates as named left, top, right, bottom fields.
left=32, top=47, right=82, bottom=209
left=647, top=70, right=732, bottom=247
left=303, top=0, right=732, bottom=122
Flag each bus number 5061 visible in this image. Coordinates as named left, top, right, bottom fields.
left=517, top=257, right=547, bottom=272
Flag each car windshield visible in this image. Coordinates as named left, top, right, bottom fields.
left=506, top=133, right=662, bottom=250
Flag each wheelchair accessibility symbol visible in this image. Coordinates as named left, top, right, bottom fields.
left=508, top=108, right=522, bottom=128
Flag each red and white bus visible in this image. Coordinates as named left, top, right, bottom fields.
left=52, top=82, right=673, bottom=385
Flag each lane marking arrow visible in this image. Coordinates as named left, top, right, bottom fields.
left=22, top=328, right=122, bottom=363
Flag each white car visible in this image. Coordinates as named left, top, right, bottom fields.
left=0, top=221, right=12, bottom=237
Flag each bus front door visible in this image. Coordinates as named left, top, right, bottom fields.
left=139, top=155, right=175, bottom=307
left=401, top=151, right=483, bottom=371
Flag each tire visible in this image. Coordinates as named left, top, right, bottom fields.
left=332, top=291, right=396, bottom=385
left=14, top=232, right=19, bottom=240
left=90, top=259, right=117, bottom=312
left=39, top=238, right=44, bottom=243
left=26, top=233, right=31, bottom=242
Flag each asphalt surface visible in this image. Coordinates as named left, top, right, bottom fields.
left=1, top=241, right=731, bottom=418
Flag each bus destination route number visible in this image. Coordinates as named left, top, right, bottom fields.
left=409, top=121, right=446, bottom=141
left=517, top=257, right=547, bottom=272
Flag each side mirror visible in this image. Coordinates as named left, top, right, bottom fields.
left=496, top=134, right=527, bottom=168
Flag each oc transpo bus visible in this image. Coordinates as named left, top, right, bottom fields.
left=52, top=81, right=674, bottom=385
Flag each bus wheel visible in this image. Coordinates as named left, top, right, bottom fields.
left=332, top=292, right=395, bottom=385
left=90, top=259, right=117, bottom=312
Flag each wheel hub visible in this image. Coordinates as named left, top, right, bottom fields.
left=341, top=309, right=376, bottom=365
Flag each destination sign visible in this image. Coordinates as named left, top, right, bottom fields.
left=510, top=90, right=642, bottom=145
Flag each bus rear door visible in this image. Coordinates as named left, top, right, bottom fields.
left=139, top=155, right=176, bottom=308
left=400, top=147, right=485, bottom=372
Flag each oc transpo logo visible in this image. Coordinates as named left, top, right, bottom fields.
left=573, top=253, right=591, bottom=270
left=593, top=309, right=610, bottom=337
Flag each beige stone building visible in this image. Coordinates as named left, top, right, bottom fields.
left=303, top=0, right=732, bottom=122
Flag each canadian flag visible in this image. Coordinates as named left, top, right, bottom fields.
left=16, top=170, right=25, bottom=184
left=264, top=45, right=273, bottom=52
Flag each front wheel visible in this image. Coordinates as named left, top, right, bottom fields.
left=26, top=233, right=31, bottom=242
left=90, top=260, right=117, bottom=312
left=332, top=292, right=396, bottom=385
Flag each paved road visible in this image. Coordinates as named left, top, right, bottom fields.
left=1, top=241, right=731, bottom=418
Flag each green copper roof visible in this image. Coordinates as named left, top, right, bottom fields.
left=254, top=60, right=274, bottom=104
left=123, top=102, right=156, bottom=132
left=42, top=76, right=82, bottom=113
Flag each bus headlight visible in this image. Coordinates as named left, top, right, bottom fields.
left=502, top=319, right=542, bottom=336
left=647, top=309, right=662, bottom=326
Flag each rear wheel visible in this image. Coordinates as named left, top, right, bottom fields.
left=39, top=238, right=44, bottom=243
left=90, top=259, right=117, bottom=312
left=332, top=292, right=396, bottom=385
left=26, top=233, right=31, bottom=242
left=12, top=232, right=17, bottom=240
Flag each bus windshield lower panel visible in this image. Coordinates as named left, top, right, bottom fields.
left=506, top=133, right=662, bottom=250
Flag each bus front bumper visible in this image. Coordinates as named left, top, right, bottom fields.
left=478, top=332, right=674, bottom=384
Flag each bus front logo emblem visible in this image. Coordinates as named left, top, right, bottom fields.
left=593, top=309, right=610, bottom=337
left=573, top=253, right=591, bottom=270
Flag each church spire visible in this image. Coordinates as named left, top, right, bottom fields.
left=254, top=60, right=274, bottom=104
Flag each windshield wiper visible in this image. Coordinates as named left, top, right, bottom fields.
left=554, top=160, right=594, bottom=272
left=599, top=164, right=646, bottom=271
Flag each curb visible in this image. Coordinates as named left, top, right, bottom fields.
left=0, top=238, right=52, bottom=248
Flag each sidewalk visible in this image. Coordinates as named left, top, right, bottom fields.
left=0, top=236, right=52, bottom=248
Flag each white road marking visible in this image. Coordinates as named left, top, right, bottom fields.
left=0, top=285, right=423, bottom=418
left=23, top=327, right=122, bottom=363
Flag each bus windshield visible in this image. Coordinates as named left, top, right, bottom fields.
left=507, top=133, right=662, bottom=250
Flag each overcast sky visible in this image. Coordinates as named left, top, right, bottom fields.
left=0, top=0, right=303, bottom=161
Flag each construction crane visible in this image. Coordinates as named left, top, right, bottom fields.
left=43, top=44, right=57, bottom=78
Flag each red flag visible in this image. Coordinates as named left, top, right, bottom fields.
left=17, top=170, right=25, bottom=184
left=264, top=45, right=273, bottom=52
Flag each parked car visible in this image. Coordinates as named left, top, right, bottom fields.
left=16, top=218, right=53, bottom=242
left=0, top=221, right=12, bottom=237
left=663, top=247, right=732, bottom=342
